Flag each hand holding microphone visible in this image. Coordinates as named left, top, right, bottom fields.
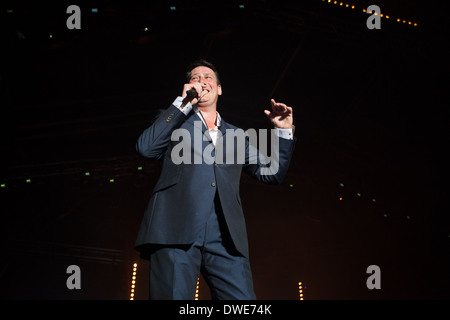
left=181, top=83, right=205, bottom=105
left=185, top=88, right=198, bottom=100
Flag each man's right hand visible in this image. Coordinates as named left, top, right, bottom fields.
left=181, top=83, right=204, bottom=105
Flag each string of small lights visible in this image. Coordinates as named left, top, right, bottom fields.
left=130, top=262, right=137, bottom=300
left=195, top=277, right=200, bottom=300
left=321, top=0, right=419, bottom=27
left=298, top=281, right=305, bottom=300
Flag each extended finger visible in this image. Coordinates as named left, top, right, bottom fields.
left=271, top=99, right=277, bottom=108
left=264, top=109, right=273, bottom=118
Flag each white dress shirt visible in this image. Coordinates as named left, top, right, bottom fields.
left=172, top=96, right=294, bottom=145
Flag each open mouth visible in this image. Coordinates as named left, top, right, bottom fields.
left=200, top=89, right=210, bottom=98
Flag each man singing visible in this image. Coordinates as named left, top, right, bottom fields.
left=134, top=59, right=296, bottom=299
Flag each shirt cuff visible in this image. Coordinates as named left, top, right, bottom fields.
left=172, top=96, right=193, bottom=116
left=274, top=127, right=294, bottom=140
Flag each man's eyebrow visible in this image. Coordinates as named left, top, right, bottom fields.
left=191, top=72, right=214, bottom=77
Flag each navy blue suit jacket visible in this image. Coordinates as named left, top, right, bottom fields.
left=135, top=103, right=296, bottom=258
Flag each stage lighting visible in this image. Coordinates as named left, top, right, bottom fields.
left=26, top=179, right=31, bottom=183
left=1, top=184, right=5, bottom=188
left=298, top=282, right=304, bottom=300
left=195, top=277, right=200, bottom=300
left=170, top=6, right=176, bottom=11
left=130, top=263, right=138, bottom=300
left=109, top=179, right=114, bottom=183
left=84, top=172, right=90, bottom=176
left=91, top=8, right=98, bottom=13
left=137, top=166, right=143, bottom=170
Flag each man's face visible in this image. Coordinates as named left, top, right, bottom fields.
left=189, top=66, right=222, bottom=107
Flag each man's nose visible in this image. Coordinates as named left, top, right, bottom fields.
left=199, top=79, right=208, bottom=87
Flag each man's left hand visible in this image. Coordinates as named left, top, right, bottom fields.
left=264, top=99, right=294, bottom=129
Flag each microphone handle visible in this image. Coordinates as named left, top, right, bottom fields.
left=186, top=88, right=199, bottom=100
left=180, top=88, right=198, bottom=110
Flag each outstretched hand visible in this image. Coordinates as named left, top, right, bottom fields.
left=264, top=99, right=294, bottom=129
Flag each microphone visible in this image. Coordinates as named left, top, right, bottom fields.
left=186, top=88, right=199, bottom=100
left=180, top=88, right=199, bottom=110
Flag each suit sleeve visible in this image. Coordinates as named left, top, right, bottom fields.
left=243, top=133, right=296, bottom=185
left=136, top=104, right=187, bottom=160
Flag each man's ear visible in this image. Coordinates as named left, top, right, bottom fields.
left=218, top=85, right=222, bottom=96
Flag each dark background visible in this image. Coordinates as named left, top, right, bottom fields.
left=1, top=0, right=449, bottom=299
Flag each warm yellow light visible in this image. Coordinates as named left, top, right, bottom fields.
left=298, top=281, right=305, bottom=300
left=397, top=18, right=401, bottom=22
left=130, top=262, right=138, bottom=300
left=362, top=9, right=366, bottom=12
left=408, top=21, right=412, bottom=25
left=351, top=5, right=355, bottom=9
left=339, top=197, right=343, bottom=200
left=195, top=277, right=200, bottom=300
left=386, top=15, right=389, bottom=19
left=414, top=23, right=418, bottom=26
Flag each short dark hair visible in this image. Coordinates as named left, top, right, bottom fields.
left=186, top=59, right=221, bottom=85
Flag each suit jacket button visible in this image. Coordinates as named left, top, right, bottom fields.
left=211, top=182, right=216, bottom=187
left=214, top=163, right=219, bottom=168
